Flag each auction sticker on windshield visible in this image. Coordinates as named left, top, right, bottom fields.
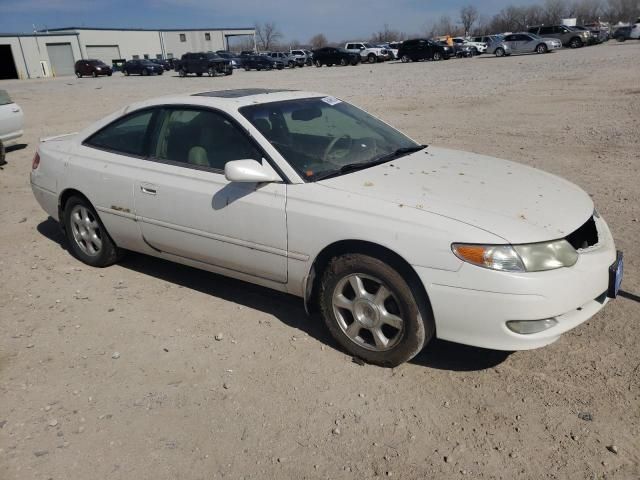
left=321, top=96, right=341, bottom=106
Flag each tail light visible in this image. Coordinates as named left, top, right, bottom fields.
left=32, top=151, right=40, bottom=170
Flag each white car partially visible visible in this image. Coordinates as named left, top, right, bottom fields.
left=30, top=89, right=623, bottom=366
left=0, top=89, right=24, bottom=165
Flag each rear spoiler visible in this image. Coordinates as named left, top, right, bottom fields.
left=40, top=132, right=78, bottom=143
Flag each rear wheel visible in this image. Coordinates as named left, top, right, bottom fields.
left=92, top=71, right=97, bottom=78
left=367, top=53, right=376, bottom=63
left=536, top=43, right=548, bottom=54
left=142, top=69, right=149, bottom=76
left=314, top=60, right=322, bottom=67
left=433, top=51, right=443, bottom=61
left=196, top=72, right=203, bottom=76
left=319, top=254, right=434, bottom=367
left=340, top=58, right=347, bottom=66
left=401, top=54, right=410, bottom=63
left=63, top=196, right=121, bottom=268
left=179, top=69, right=187, bottom=77
left=495, top=47, right=505, bottom=57
left=75, top=71, right=82, bottom=78
left=208, top=67, right=215, bottom=77
left=123, top=69, right=129, bottom=76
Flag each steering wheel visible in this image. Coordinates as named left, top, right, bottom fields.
left=323, top=135, right=352, bottom=162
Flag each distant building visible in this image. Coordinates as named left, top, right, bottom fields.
left=0, top=26, right=255, bottom=79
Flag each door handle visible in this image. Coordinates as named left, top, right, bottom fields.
left=140, top=184, right=157, bottom=195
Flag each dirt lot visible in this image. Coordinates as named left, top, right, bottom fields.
left=1, top=42, right=639, bottom=480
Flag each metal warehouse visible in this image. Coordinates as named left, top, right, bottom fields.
left=0, top=27, right=255, bottom=79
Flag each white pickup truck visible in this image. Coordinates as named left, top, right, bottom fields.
left=345, top=42, right=389, bottom=63
left=0, top=90, right=24, bottom=165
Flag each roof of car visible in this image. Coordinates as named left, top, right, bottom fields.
left=193, top=88, right=296, bottom=98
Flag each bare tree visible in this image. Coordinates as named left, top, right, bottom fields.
left=542, top=0, right=568, bottom=24
left=370, top=23, right=406, bottom=43
left=460, top=5, right=479, bottom=35
left=254, top=22, right=283, bottom=51
left=309, top=33, right=328, bottom=49
left=429, top=15, right=460, bottom=37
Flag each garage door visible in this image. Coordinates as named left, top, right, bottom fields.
left=86, top=45, right=121, bottom=64
left=46, top=43, right=75, bottom=76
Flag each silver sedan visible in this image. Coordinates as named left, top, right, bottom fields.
left=502, top=33, right=562, bottom=55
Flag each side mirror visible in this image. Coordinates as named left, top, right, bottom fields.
left=225, top=159, right=282, bottom=183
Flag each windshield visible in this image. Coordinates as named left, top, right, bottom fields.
left=240, top=97, right=420, bottom=181
left=89, top=60, right=107, bottom=66
left=363, top=42, right=374, bottom=48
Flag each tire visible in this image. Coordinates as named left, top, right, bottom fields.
left=616, top=36, right=626, bottom=42
left=244, top=66, right=251, bottom=71
left=75, top=71, right=82, bottom=78
left=314, top=60, right=322, bottom=67
left=326, top=63, right=333, bottom=67
left=319, top=254, right=434, bottom=367
left=107, top=72, right=112, bottom=76
left=92, top=71, right=97, bottom=78
left=288, top=61, right=294, bottom=68
left=179, top=69, right=187, bottom=77
left=196, top=72, right=203, bottom=77
left=225, top=69, right=233, bottom=76
left=401, top=54, right=410, bottom=63
left=142, top=69, right=149, bottom=76
left=0, top=140, right=5, bottom=166
left=340, top=58, right=347, bottom=66
left=208, top=67, right=215, bottom=77
left=570, top=37, right=583, bottom=48
left=536, top=43, right=548, bottom=54
left=123, top=69, right=129, bottom=76
left=62, top=196, right=122, bottom=268
left=367, top=53, right=376, bottom=64
left=495, top=47, right=505, bottom=57
left=433, top=51, right=442, bottom=61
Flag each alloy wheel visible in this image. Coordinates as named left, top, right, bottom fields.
left=332, top=273, right=405, bottom=352
left=69, top=205, right=103, bottom=256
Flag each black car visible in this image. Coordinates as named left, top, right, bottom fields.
left=216, top=51, right=244, bottom=68
left=122, top=59, right=164, bottom=76
left=150, top=58, right=172, bottom=71
left=311, top=47, right=360, bottom=66
left=242, top=55, right=284, bottom=71
left=175, top=52, right=233, bottom=77
left=397, top=39, right=453, bottom=62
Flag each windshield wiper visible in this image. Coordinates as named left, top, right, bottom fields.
left=313, top=145, right=427, bottom=181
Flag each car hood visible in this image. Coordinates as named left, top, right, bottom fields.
left=318, top=147, right=593, bottom=244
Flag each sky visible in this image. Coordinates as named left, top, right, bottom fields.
left=0, top=0, right=533, bottom=42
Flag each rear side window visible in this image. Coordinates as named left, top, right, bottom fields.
left=85, top=110, right=155, bottom=157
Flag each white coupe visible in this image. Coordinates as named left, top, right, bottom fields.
left=30, top=89, right=623, bottom=366
left=0, top=89, right=24, bottom=165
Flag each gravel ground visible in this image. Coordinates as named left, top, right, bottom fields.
left=1, top=42, right=639, bottom=480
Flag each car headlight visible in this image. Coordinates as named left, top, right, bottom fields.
left=452, top=240, right=578, bottom=272
left=95, top=67, right=101, bottom=70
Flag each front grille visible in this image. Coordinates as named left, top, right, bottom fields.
left=565, top=216, right=598, bottom=250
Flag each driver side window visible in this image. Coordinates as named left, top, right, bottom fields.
left=151, top=108, right=262, bottom=171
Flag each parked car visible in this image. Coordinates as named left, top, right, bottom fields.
left=375, top=44, right=395, bottom=60
left=388, top=42, right=402, bottom=59
left=175, top=52, right=233, bottom=77
left=344, top=42, right=389, bottom=63
left=584, top=22, right=611, bottom=42
left=150, top=58, right=172, bottom=71
left=502, top=33, right=562, bottom=54
left=0, top=89, right=24, bottom=165
left=216, top=51, right=244, bottom=68
left=570, top=25, right=600, bottom=44
left=30, top=88, right=623, bottom=367
left=485, top=37, right=512, bottom=57
left=445, top=40, right=476, bottom=58
left=122, top=59, right=164, bottom=76
left=397, top=39, right=453, bottom=62
left=527, top=25, right=591, bottom=48
left=243, top=55, right=284, bottom=71
left=453, top=37, right=487, bottom=54
left=613, top=23, right=640, bottom=41
left=312, top=47, right=360, bottom=66
left=289, top=49, right=312, bottom=66
left=74, top=59, right=113, bottom=78
left=269, top=51, right=304, bottom=68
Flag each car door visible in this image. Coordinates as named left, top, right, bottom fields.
left=502, top=34, right=518, bottom=53
left=133, top=106, right=288, bottom=283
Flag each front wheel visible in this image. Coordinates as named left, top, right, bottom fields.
left=400, top=54, right=410, bottom=63
left=433, top=51, right=442, bottom=61
left=340, top=58, right=347, bottom=66
left=142, top=69, right=149, bottom=76
left=123, top=69, right=129, bottom=76
left=570, top=37, right=583, bottom=48
left=179, top=69, right=187, bottom=77
left=536, top=43, right=548, bottom=54
left=319, top=254, right=434, bottom=367
left=196, top=72, right=203, bottom=76
left=75, top=71, right=82, bottom=78
left=367, top=53, right=376, bottom=64
left=63, top=196, right=122, bottom=268
left=495, top=47, right=505, bottom=57
left=208, top=67, right=215, bottom=77
left=92, top=71, right=97, bottom=78
left=314, top=60, right=322, bottom=67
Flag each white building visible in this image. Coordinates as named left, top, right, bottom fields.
left=0, top=26, right=255, bottom=79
